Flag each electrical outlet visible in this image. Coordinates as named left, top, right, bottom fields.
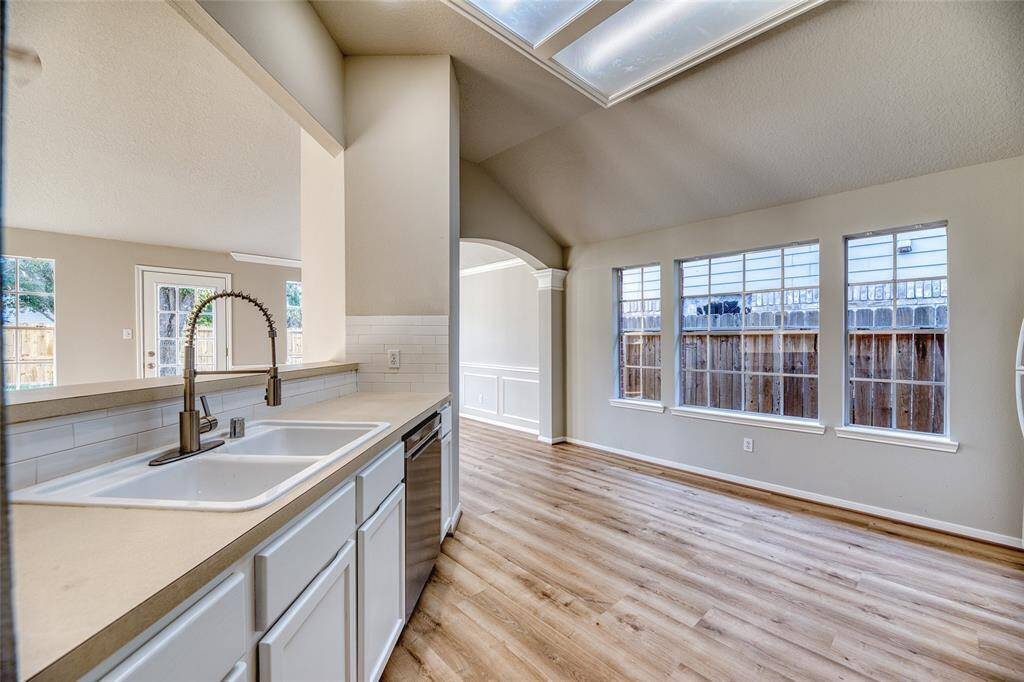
left=387, top=349, right=401, bottom=369
left=743, top=437, right=754, bottom=453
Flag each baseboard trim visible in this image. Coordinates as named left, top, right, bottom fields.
left=564, top=436, right=1023, bottom=550
left=460, top=411, right=539, bottom=435
left=538, top=435, right=567, bottom=445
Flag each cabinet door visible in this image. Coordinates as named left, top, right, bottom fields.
left=357, top=484, right=405, bottom=682
left=259, top=540, right=357, bottom=682
left=440, top=433, right=452, bottom=539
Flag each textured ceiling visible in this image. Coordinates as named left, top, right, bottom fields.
left=310, top=0, right=596, bottom=162
left=480, top=0, right=1024, bottom=245
left=3, top=1, right=301, bottom=258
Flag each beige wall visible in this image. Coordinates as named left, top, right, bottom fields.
left=461, top=160, right=563, bottom=270
left=342, top=56, right=456, bottom=316
left=460, top=263, right=539, bottom=368
left=300, top=129, right=346, bottom=363
left=4, top=228, right=299, bottom=386
left=565, top=156, right=1024, bottom=542
left=188, top=0, right=346, bottom=151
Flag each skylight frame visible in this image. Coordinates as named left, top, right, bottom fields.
left=445, top=0, right=830, bottom=107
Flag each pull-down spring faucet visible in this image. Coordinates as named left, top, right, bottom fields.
left=150, top=290, right=281, bottom=466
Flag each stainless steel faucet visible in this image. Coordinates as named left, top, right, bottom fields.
left=150, top=290, right=281, bottom=466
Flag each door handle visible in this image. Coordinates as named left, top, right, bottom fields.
left=146, top=362, right=155, bottom=369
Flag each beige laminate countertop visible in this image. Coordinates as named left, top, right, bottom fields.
left=11, top=391, right=450, bottom=681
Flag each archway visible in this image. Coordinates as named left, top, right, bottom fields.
left=457, top=239, right=566, bottom=444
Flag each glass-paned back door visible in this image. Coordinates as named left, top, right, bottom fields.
left=139, top=267, right=229, bottom=378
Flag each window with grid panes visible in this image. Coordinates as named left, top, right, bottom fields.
left=285, top=281, right=303, bottom=364
left=1, top=255, right=56, bottom=389
left=846, top=222, right=948, bottom=435
left=679, top=244, right=819, bottom=419
left=616, top=264, right=661, bottom=401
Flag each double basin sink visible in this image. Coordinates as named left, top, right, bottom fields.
left=12, top=420, right=390, bottom=512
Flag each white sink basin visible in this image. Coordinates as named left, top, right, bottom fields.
left=217, top=425, right=374, bottom=457
left=12, top=420, right=389, bottom=512
left=98, top=457, right=313, bottom=503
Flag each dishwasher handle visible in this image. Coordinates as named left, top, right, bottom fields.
left=407, top=426, right=441, bottom=460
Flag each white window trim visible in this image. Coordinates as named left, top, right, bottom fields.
left=609, top=398, right=666, bottom=413
left=677, top=240, right=820, bottom=420
left=670, top=405, right=825, bottom=434
left=842, top=221, right=951, bottom=439
left=614, top=263, right=662, bottom=402
left=834, top=425, right=959, bottom=453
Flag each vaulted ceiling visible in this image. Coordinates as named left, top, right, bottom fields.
left=317, top=0, right=1024, bottom=248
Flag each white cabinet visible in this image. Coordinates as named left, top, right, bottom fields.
left=103, top=573, right=246, bottom=682
left=255, top=481, right=356, bottom=630
left=440, top=432, right=453, bottom=539
left=258, top=540, right=357, bottom=682
left=357, top=484, right=406, bottom=682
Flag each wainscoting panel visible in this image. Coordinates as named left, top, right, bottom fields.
left=459, top=363, right=539, bottom=433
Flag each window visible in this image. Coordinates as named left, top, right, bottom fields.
left=616, top=264, right=661, bottom=401
left=845, top=222, right=948, bottom=435
left=286, top=281, right=302, bottom=365
left=2, top=255, right=56, bottom=390
left=156, top=285, right=217, bottom=377
left=679, top=243, right=819, bottom=419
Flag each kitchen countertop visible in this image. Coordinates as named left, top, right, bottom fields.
left=11, top=390, right=450, bottom=681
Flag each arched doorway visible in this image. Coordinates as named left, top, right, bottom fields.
left=457, top=240, right=566, bottom=443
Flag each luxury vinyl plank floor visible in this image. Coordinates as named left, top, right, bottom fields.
left=383, top=419, right=1024, bottom=681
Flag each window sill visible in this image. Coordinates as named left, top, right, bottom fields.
left=834, top=426, right=959, bottom=453
left=609, top=398, right=666, bottom=413
left=669, top=406, right=826, bottom=434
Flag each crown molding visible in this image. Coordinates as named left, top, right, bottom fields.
left=459, top=258, right=524, bottom=277
left=230, top=252, right=302, bottom=268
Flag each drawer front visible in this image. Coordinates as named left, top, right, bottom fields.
left=103, top=573, right=246, bottom=682
left=440, top=403, right=452, bottom=437
left=255, top=481, right=356, bottom=630
left=356, top=442, right=404, bottom=524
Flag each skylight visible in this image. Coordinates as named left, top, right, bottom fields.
left=471, top=0, right=598, bottom=46
left=449, top=0, right=827, bottom=106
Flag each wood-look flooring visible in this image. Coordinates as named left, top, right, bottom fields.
left=383, top=419, right=1024, bottom=681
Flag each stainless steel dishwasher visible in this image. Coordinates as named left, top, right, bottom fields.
left=403, top=412, right=442, bottom=619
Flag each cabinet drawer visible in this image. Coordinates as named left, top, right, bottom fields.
left=255, top=481, right=356, bottom=630
left=103, top=573, right=246, bottom=682
left=356, top=442, right=404, bottom=524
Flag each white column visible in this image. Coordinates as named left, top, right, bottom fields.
left=533, top=269, right=568, bottom=444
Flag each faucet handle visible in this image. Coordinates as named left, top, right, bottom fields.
left=198, top=395, right=218, bottom=435
left=200, top=395, right=212, bottom=417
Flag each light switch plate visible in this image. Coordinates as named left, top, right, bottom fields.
left=387, top=349, right=401, bottom=369
left=122, top=328, right=133, bottom=340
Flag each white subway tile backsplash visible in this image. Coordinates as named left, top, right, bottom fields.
left=37, top=435, right=138, bottom=482
left=9, top=371, right=358, bottom=490
left=8, top=459, right=37, bottom=489
left=74, top=409, right=163, bottom=447
left=138, top=424, right=179, bottom=452
left=8, top=425, right=75, bottom=463
left=221, top=386, right=266, bottom=412
left=347, top=314, right=450, bottom=395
